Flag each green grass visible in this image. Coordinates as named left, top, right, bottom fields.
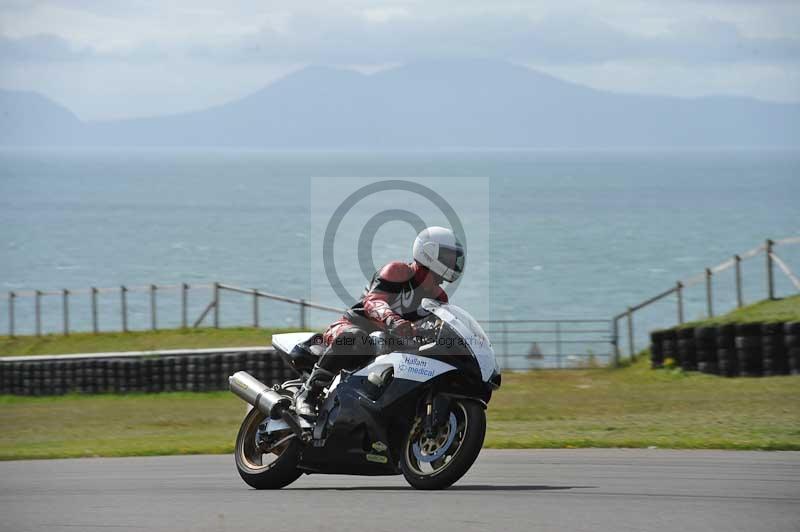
left=1, top=357, right=797, bottom=460
left=0, top=327, right=303, bottom=357
left=680, top=294, right=800, bottom=328
left=485, top=357, right=800, bottom=450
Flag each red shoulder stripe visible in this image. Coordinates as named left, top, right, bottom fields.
left=378, top=261, right=414, bottom=283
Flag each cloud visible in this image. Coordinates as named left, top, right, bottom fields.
left=183, top=12, right=800, bottom=66
left=0, top=34, right=90, bottom=62
left=1, top=1, right=798, bottom=118
left=2, top=10, right=798, bottom=67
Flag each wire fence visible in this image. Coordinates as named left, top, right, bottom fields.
left=481, top=319, right=613, bottom=370
left=1, top=281, right=614, bottom=369
left=611, top=236, right=800, bottom=364
left=2, top=282, right=344, bottom=338
left=7, top=235, right=795, bottom=369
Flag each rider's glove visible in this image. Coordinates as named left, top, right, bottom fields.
left=386, top=316, right=416, bottom=338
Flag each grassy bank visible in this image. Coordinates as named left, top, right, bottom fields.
left=680, top=294, right=800, bottom=328
left=0, top=327, right=302, bottom=357
left=1, top=357, right=797, bottom=460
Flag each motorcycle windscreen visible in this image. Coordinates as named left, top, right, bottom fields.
left=421, top=299, right=497, bottom=381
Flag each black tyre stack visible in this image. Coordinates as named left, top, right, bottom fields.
left=0, top=362, right=8, bottom=394
left=786, top=322, right=800, bottom=375
left=662, top=329, right=679, bottom=366
left=716, top=324, right=738, bottom=377
left=163, top=357, right=175, bottom=392
left=1, top=349, right=289, bottom=396
left=762, top=323, right=789, bottom=376
left=694, top=326, right=718, bottom=374
left=210, top=354, right=223, bottom=390
left=735, top=323, right=763, bottom=377
left=12, top=362, right=23, bottom=395
left=649, top=331, right=665, bottom=368
left=677, top=328, right=697, bottom=371
left=175, top=356, right=187, bottom=391
left=197, top=355, right=211, bottom=392
left=221, top=354, right=234, bottom=387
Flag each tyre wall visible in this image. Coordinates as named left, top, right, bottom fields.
left=650, top=321, right=800, bottom=377
left=0, top=348, right=295, bottom=396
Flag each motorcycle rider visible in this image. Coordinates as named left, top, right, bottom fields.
left=294, top=226, right=465, bottom=417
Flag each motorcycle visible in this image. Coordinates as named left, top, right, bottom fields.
left=228, top=298, right=501, bottom=490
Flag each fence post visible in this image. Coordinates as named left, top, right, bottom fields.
left=626, top=308, right=634, bottom=358
left=62, top=289, right=69, bottom=336
left=676, top=281, right=684, bottom=325
left=35, top=290, right=42, bottom=337
left=213, top=282, right=220, bottom=328
left=299, top=299, right=307, bottom=329
left=502, top=321, right=509, bottom=370
left=121, top=285, right=128, bottom=332
left=91, top=287, right=98, bottom=333
left=766, top=239, right=775, bottom=300
left=150, top=284, right=157, bottom=331
left=253, top=290, right=260, bottom=328
left=8, top=291, right=15, bottom=338
left=734, top=255, right=743, bottom=308
left=555, top=321, right=562, bottom=369
left=611, top=318, right=619, bottom=367
left=181, top=283, right=188, bottom=329
left=705, top=268, right=713, bottom=317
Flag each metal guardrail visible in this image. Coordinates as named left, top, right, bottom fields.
left=611, top=236, right=800, bottom=364
left=481, top=319, right=614, bottom=370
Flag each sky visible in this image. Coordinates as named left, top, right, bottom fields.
left=0, top=0, right=798, bottom=121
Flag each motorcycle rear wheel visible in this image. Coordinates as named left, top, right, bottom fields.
left=234, top=407, right=302, bottom=489
left=400, top=399, right=486, bottom=490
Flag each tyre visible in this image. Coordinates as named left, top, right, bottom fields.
left=715, top=324, right=735, bottom=349
left=717, top=347, right=738, bottom=377
left=784, top=334, right=800, bottom=349
left=234, top=406, right=302, bottom=490
left=662, top=329, right=679, bottom=365
left=400, top=399, right=486, bottom=490
left=650, top=330, right=664, bottom=368
left=789, top=347, right=800, bottom=375
left=695, top=327, right=717, bottom=374
left=678, top=333, right=697, bottom=371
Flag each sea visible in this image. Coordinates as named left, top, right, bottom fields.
left=1, top=148, right=798, bottom=364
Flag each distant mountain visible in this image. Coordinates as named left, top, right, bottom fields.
left=0, top=89, right=84, bottom=146
left=3, top=60, right=799, bottom=148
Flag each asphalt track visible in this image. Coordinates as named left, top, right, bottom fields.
left=1, top=449, right=798, bottom=532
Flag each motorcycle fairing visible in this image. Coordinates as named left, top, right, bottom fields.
left=353, top=353, right=457, bottom=382
left=421, top=299, right=498, bottom=381
left=297, top=370, right=418, bottom=475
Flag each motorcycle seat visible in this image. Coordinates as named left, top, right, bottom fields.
left=297, top=333, right=325, bottom=358
left=273, top=332, right=325, bottom=374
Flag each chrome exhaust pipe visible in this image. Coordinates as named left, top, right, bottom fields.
left=229, top=371, right=291, bottom=420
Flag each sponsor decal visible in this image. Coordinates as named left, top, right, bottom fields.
left=371, top=441, right=388, bottom=452
left=366, top=453, right=388, bottom=464
left=398, top=354, right=435, bottom=378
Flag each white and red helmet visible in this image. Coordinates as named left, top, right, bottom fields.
left=412, top=226, right=465, bottom=283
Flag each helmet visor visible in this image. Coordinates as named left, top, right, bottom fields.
left=438, top=244, right=465, bottom=274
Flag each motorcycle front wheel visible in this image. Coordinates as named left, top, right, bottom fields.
left=400, top=399, right=486, bottom=490
left=234, top=407, right=302, bottom=489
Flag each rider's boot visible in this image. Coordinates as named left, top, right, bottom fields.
left=294, top=363, right=334, bottom=418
